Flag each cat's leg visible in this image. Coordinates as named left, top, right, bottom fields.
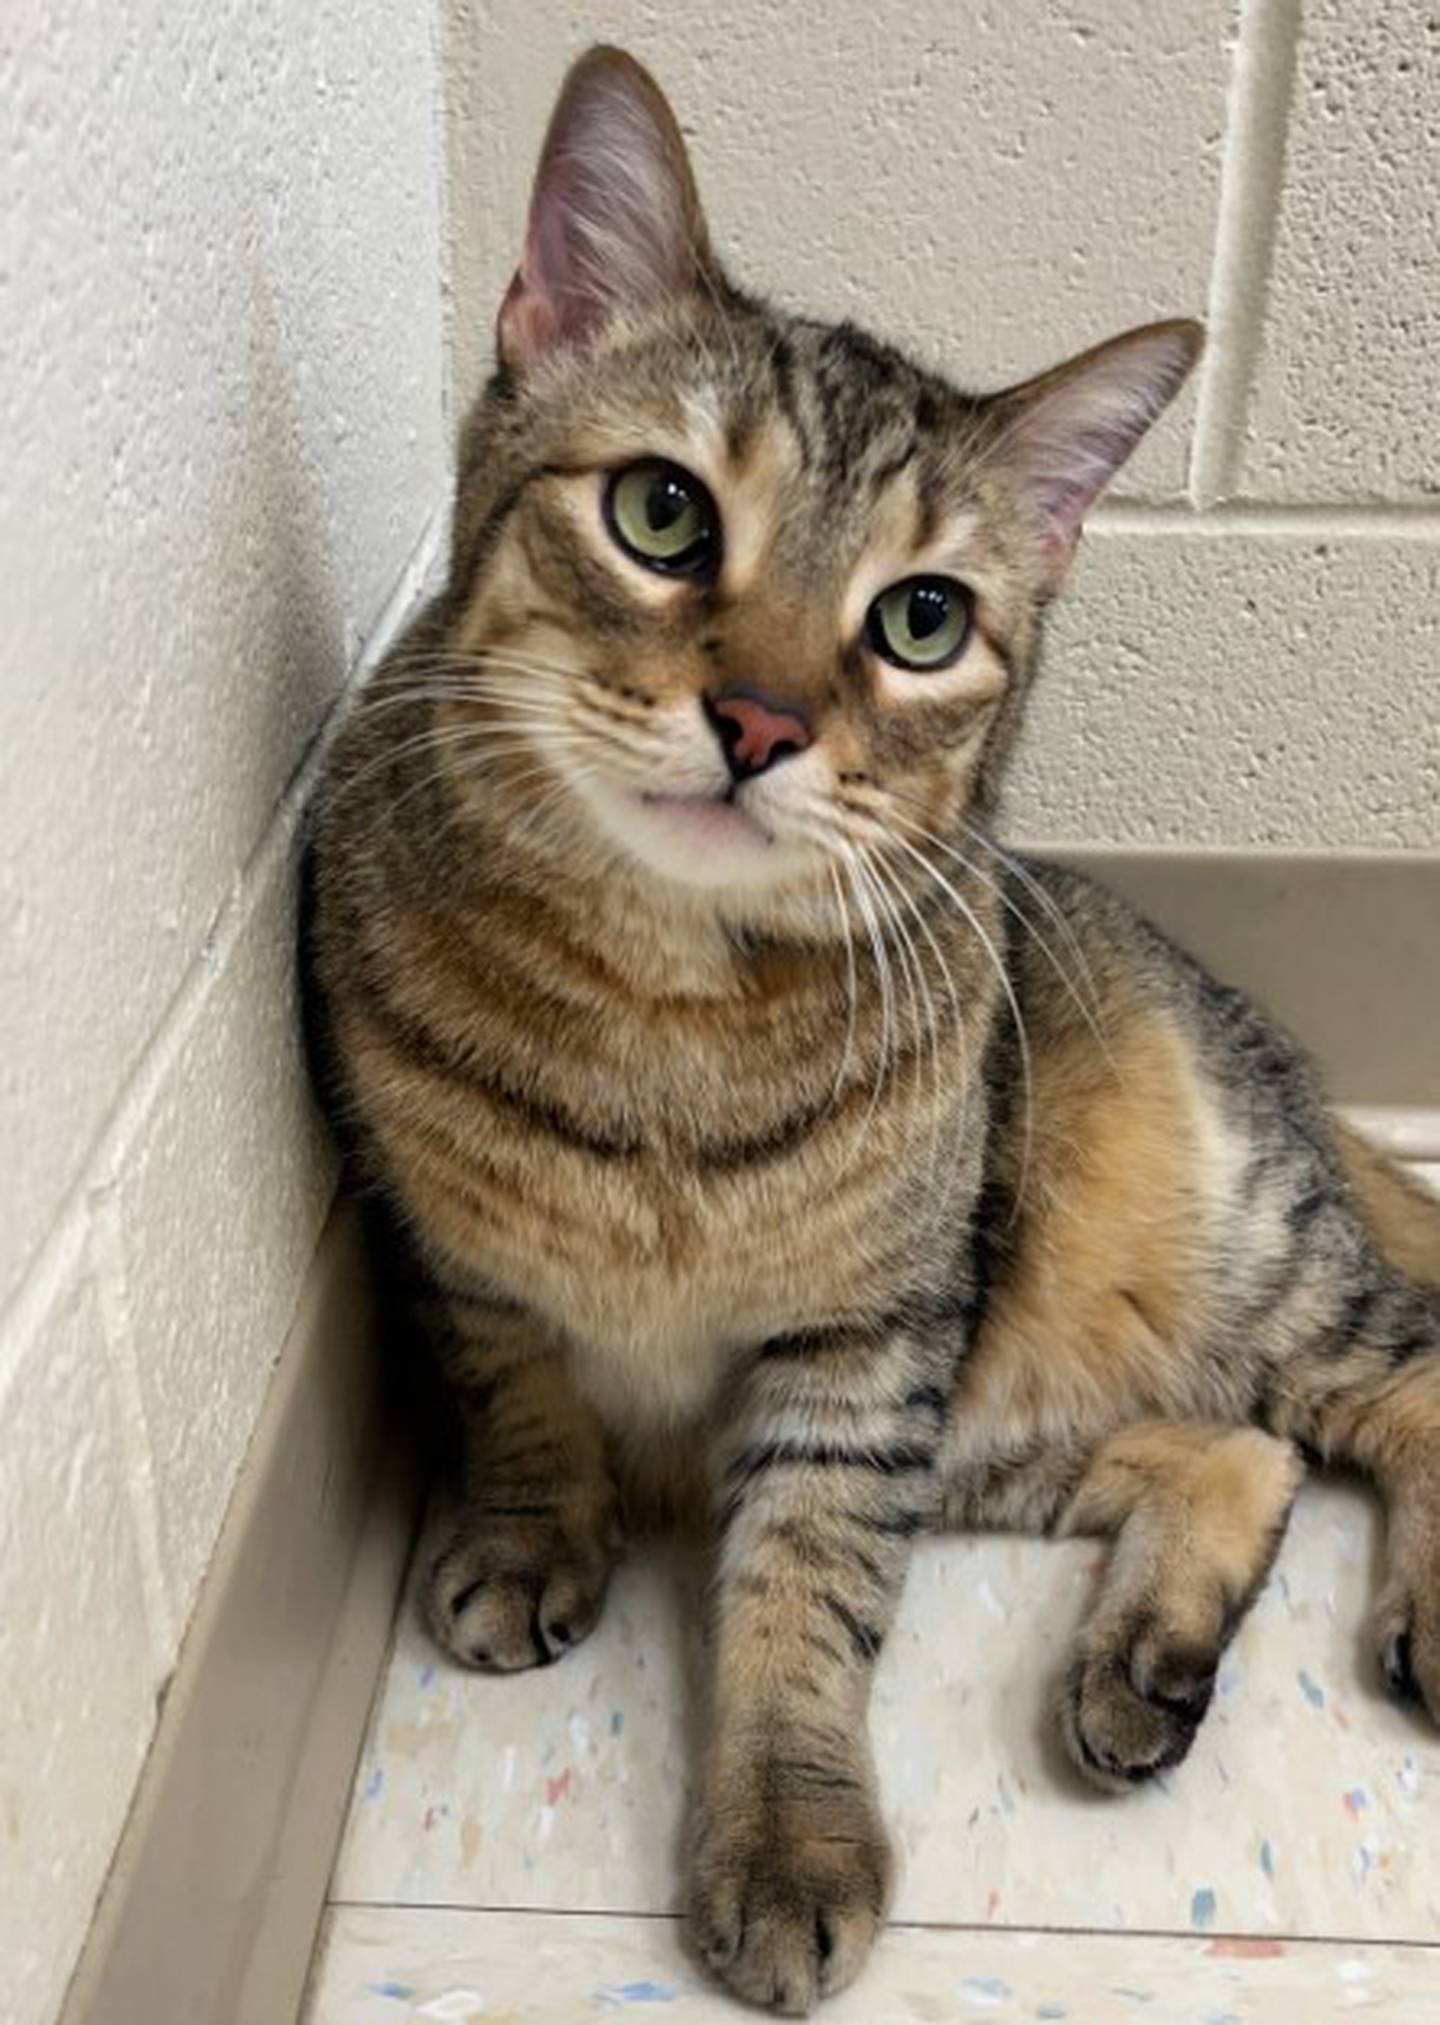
left=1266, top=1273, right=1440, bottom=1718
left=686, top=1323, right=948, bottom=2014
left=424, top=1285, right=619, bottom=1672
left=1056, top=1419, right=1302, bottom=1789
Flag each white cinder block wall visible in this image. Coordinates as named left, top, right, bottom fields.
left=3, top=2, right=1437, bottom=2022
left=446, top=0, right=1439, bottom=846
left=0, top=5, right=448, bottom=2024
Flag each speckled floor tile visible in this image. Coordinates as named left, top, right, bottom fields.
left=305, top=1906, right=1440, bottom=2023
left=331, top=1478, right=1440, bottom=1941
left=311, top=1165, right=1440, bottom=2017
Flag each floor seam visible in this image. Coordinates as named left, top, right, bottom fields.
left=321, top=1898, right=1440, bottom=1951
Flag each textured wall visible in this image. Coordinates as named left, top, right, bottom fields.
left=442, top=0, right=1439, bottom=847
left=0, top=4, right=447, bottom=2022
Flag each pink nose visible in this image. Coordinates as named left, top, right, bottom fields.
left=705, top=691, right=812, bottom=780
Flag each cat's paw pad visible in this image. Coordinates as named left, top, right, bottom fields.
left=425, top=1505, right=614, bottom=1673
left=688, top=1794, right=890, bottom=2013
left=1062, top=1628, right=1216, bottom=1791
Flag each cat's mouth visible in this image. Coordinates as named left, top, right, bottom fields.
left=636, top=787, right=775, bottom=847
left=570, top=768, right=817, bottom=892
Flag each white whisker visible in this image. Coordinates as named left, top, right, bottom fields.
left=899, top=807, right=1112, bottom=1074
left=866, top=843, right=967, bottom=1209
left=838, top=841, right=897, bottom=1158
left=884, top=826, right=1034, bottom=1221
left=825, top=859, right=860, bottom=1111
left=958, top=820, right=1110, bottom=1049
left=853, top=846, right=926, bottom=1113
left=859, top=844, right=946, bottom=1196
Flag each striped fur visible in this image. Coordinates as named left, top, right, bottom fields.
left=306, top=49, right=1440, bottom=2014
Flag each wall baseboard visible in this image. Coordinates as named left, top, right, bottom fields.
left=59, top=1203, right=419, bottom=2025
left=1044, top=847, right=1439, bottom=1116
left=54, top=848, right=1437, bottom=2025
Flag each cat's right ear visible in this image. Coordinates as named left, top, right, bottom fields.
left=497, top=47, right=715, bottom=373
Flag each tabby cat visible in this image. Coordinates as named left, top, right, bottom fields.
left=308, top=47, right=1440, bottom=2014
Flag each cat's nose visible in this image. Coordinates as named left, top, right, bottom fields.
left=704, top=690, right=812, bottom=781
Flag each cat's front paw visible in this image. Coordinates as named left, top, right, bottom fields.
left=425, top=1500, right=616, bottom=1673
left=687, top=1781, right=891, bottom=2014
left=1376, top=1560, right=1440, bottom=1724
left=1061, top=1625, right=1216, bottom=1791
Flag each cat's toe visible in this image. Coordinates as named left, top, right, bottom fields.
left=687, top=1790, right=890, bottom=2012
left=1376, top=1580, right=1440, bottom=1723
left=1062, top=1632, right=1214, bottom=1792
left=425, top=1507, right=613, bottom=1672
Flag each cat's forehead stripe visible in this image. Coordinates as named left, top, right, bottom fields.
left=766, top=331, right=815, bottom=473
left=666, top=332, right=989, bottom=606
left=717, top=417, right=796, bottom=594
left=803, top=325, right=925, bottom=483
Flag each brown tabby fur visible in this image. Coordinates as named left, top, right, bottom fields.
left=306, top=48, right=1440, bottom=2014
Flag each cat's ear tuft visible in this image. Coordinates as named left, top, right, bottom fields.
left=991, top=320, right=1203, bottom=593
left=498, top=46, right=715, bottom=373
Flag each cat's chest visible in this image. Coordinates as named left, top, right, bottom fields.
left=483, top=1144, right=881, bottom=1427
left=384, top=916, right=946, bottom=1424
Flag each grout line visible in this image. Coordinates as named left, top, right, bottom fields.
left=328, top=1901, right=682, bottom=1921
left=1092, top=499, right=1440, bottom=539
left=1188, top=0, right=1304, bottom=508
left=0, top=504, right=447, bottom=1377
left=895, top=1920, right=1440, bottom=1952
left=322, top=1898, right=1440, bottom=1954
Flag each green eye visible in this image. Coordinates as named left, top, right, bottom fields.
left=866, top=576, right=974, bottom=671
left=604, top=460, right=718, bottom=574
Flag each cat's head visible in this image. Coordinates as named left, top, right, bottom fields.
left=444, top=47, right=1199, bottom=902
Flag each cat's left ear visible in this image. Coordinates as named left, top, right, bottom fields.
left=498, top=46, right=716, bottom=373
left=989, top=319, right=1203, bottom=594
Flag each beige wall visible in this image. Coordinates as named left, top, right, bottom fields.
left=0, top=5, right=448, bottom=2023
left=443, top=0, right=1439, bottom=848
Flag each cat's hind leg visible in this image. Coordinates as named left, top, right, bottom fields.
left=1056, top=1419, right=1302, bottom=1790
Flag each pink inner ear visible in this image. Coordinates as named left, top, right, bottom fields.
left=500, top=165, right=612, bottom=364
left=497, top=55, right=707, bottom=373
left=498, top=268, right=559, bottom=367
left=1034, top=468, right=1102, bottom=538
left=1025, top=401, right=1154, bottom=548
left=1001, top=325, right=1201, bottom=585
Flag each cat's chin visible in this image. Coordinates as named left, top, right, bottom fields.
left=576, top=777, right=818, bottom=893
